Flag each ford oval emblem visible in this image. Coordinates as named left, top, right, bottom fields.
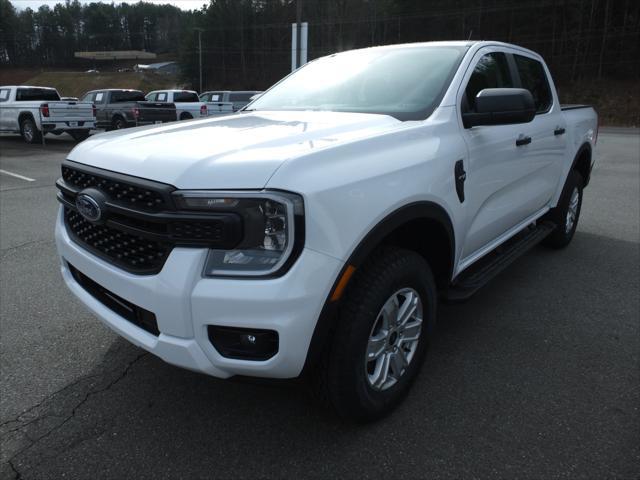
left=76, top=193, right=102, bottom=222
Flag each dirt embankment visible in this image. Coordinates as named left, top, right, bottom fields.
left=0, top=70, right=184, bottom=98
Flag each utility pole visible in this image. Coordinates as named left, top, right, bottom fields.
left=291, top=0, right=307, bottom=72
left=296, top=0, right=303, bottom=69
left=194, top=28, right=204, bottom=92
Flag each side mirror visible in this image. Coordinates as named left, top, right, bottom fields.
left=462, top=88, right=536, bottom=128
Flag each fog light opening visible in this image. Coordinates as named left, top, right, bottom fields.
left=207, top=325, right=278, bottom=361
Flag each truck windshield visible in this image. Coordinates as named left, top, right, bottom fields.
left=174, top=92, right=200, bottom=102
left=112, top=91, right=145, bottom=102
left=248, top=46, right=466, bottom=121
left=16, top=88, right=60, bottom=101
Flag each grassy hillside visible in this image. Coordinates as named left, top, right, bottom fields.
left=16, top=71, right=185, bottom=98
left=557, top=79, right=639, bottom=127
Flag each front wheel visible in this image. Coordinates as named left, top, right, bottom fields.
left=542, top=170, right=584, bottom=249
left=318, top=247, right=436, bottom=422
left=20, top=117, right=42, bottom=144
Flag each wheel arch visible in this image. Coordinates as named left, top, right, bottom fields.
left=344, top=202, right=455, bottom=289
left=18, top=111, right=36, bottom=126
left=301, top=201, right=455, bottom=376
left=572, top=142, right=593, bottom=187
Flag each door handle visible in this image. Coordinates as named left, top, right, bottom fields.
left=516, top=135, right=532, bottom=146
left=554, top=127, right=566, bottom=136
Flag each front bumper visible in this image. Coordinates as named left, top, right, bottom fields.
left=55, top=207, right=343, bottom=378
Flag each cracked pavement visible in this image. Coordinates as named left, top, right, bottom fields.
left=1, top=131, right=639, bottom=479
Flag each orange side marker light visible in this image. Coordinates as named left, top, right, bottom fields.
left=330, top=265, right=356, bottom=302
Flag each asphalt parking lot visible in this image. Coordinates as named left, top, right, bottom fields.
left=1, top=129, right=638, bottom=479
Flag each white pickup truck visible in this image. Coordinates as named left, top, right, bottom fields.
left=0, top=86, right=96, bottom=143
left=199, top=90, right=262, bottom=112
left=145, top=90, right=208, bottom=121
left=55, top=41, right=597, bottom=421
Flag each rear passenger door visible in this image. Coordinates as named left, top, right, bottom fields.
left=93, top=92, right=108, bottom=127
left=512, top=53, right=566, bottom=207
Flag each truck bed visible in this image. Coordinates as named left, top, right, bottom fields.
left=560, top=104, right=593, bottom=111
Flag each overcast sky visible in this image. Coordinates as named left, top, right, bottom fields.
left=12, top=0, right=207, bottom=11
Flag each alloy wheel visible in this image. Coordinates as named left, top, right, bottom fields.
left=365, top=288, right=423, bottom=391
left=565, top=187, right=580, bottom=233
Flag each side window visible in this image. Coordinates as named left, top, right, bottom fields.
left=464, top=52, right=513, bottom=112
left=0, top=89, right=9, bottom=102
left=514, top=54, right=552, bottom=113
left=95, top=92, right=105, bottom=103
left=229, top=93, right=253, bottom=102
left=146, top=93, right=156, bottom=101
left=82, top=92, right=95, bottom=103
left=157, top=93, right=167, bottom=102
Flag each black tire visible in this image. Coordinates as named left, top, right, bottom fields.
left=317, top=247, right=437, bottom=422
left=111, top=116, right=127, bottom=130
left=180, top=112, right=193, bottom=120
left=69, top=130, right=90, bottom=142
left=20, top=117, right=42, bottom=144
left=542, top=170, right=584, bottom=249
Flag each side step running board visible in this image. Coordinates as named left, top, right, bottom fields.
left=444, top=221, right=556, bottom=302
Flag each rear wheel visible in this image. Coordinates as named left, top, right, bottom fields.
left=317, top=247, right=436, bottom=422
left=111, top=116, right=127, bottom=130
left=542, top=170, right=584, bottom=249
left=180, top=112, right=193, bottom=120
left=20, top=117, right=42, bottom=144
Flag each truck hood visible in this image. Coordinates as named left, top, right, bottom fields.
left=68, top=111, right=402, bottom=189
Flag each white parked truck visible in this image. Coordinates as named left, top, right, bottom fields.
left=199, top=90, right=262, bottom=111
left=55, top=41, right=597, bottom=421
left=0, top=86, right=96, bottom=143
left=145, top=90, right=208, bottom=121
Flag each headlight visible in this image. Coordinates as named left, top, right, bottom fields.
left=173, top=191, right=304, bottom=277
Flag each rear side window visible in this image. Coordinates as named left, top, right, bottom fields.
left=16, top=88, right=60, bottom=101
left=229, top=93, right=254, bottom=102
left=112, top=90, right=145, bottom=102
left=514, top=55, right=552, bottom=113
left=0, top=89, right=9, bottom=102
left=95, top=92, right=105, bottom=103
left=173, top=91, right=199, bottom=102
left=464, top=52, right=513, bottom=112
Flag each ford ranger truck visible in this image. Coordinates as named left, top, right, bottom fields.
left=55, top=41, right=597, bottom=421
left=0, top=85, right=96, bottom=143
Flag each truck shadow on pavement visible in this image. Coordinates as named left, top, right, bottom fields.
left=2, top=231, right=638, bottom=479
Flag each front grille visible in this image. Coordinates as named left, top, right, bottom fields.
left=68, top=263, right=159, bottom=335
left=58, top=161, right=242, bottom=275
left=169, top=220, right=225, bottom=241
left=61, top=165, right=170, bottom=212
left=65, top=208, right=171, bottom=274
